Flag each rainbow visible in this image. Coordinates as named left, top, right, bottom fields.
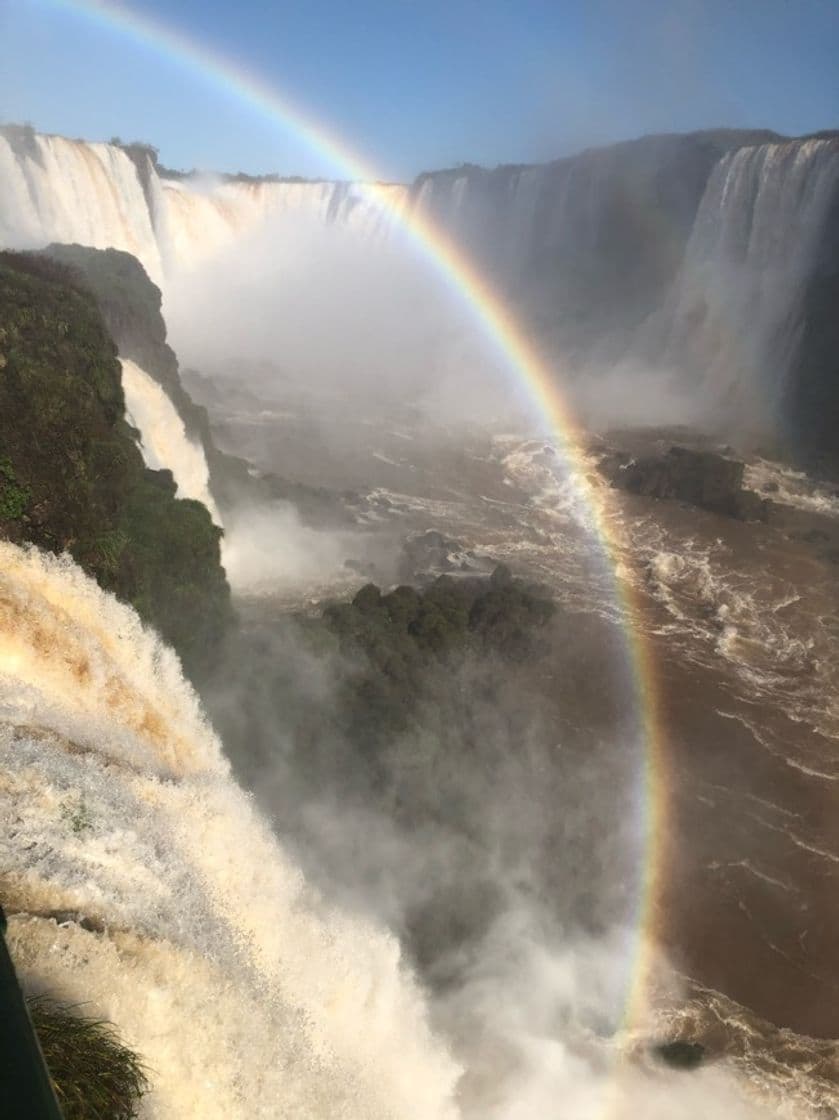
left=44, top=0, right=669, bottom=1041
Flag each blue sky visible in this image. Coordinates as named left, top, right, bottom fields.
left=0, top=0, right=836, bottom=179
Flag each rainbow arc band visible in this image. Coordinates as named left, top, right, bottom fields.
left=49, top=0, right=670, bottom=1036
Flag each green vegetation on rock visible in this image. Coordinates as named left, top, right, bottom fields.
left=339, top=573, right=553, bottom=795
left=30, top=998, right=147, bottom=1120
left=0, top=251, right=231, bottom=678
left=315, top=569, right=556, bottom=761
left=205, top=567, right=624, bottom=972
left=36, top=244, right=359, bottom=527
left=39, top=243, right=280, bottom=513
left=39, top=244, right=205, bottom=439
left=214, top=567, right=557, bottom=807
left=0, top=455, right=30, bottom=520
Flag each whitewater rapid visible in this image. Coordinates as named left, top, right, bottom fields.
left=1, top=478, right=834, bottom=1117
left=0, top=541, right=459, bottom=1119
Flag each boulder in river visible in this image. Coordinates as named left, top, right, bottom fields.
left=600, top=445, right=768, bottom=521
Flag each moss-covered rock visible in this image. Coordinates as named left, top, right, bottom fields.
left=0, top=251, right=231, bottom=679
left=38, top=243, right=314, bottom=514
left=39, top=243, right=207, bottom=440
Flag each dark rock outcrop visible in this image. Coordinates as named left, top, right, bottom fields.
left=398, top=530, right=496, bottom=584
left=35, top=245, right=252, bottom=512
left=652, top=1040, right=707, bottom=1070
left=40, top=245, right=356, bottom=525
left=600, top=445, right=768, bottom=520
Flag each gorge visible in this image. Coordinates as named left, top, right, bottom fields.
left=1, top=120, right=839, bottom=1119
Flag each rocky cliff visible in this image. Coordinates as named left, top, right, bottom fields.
left=0, top=250, right=231, bottom=678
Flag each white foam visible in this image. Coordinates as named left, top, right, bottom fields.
left=0, top=541, right=460, bottom=1119
left=744, top=459, right=839, bottom=519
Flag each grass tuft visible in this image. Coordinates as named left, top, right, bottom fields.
left=29, top=998, right=148, bottom=1120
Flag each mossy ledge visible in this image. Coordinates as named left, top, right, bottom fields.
left=0, top=250, right=231, bottom=679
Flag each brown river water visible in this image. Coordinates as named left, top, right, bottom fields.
left=200, top=381, right=839, bottom=1113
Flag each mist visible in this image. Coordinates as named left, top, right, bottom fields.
left=156, top=156, right=831, bottom=1117
left=164, top=200, right=522, bottom=428
left=142, top=136, right=839, bottom=1117
left=1, top=119, right=833, bottom=1115
left=160, top=169, right=793, bottom=453
left=193, top=571, right=797, bottom=1119
left=221, top=500, right=390, bottom=597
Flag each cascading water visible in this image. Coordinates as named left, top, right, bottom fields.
left=0, top=131, right=406, bottom=285
left=0, top=132, right=165, bottom=283
left=648, top=137, right=839, bottom=431
left=1, top=124, right=837, bottom=1120
left=407, top=131, right=741, bottom=356
left=120, top=358, right=222, bottom=525
left=3, top=128, right=837, bottom=420
left=0, top=540, right=460, bottom=1120
left=155, top=176, right=407, bottom=275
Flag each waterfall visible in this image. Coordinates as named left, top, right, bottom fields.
left=0, top=132, right=165, bottom=284
left=3, top=126, right=838, bottom=461
left=153, top=177, right=407, bottom=276
left=120, top=358, right=222, bottom=525
left=0, top=131, right=406, bottom=284
left=651, top=137, right=839, bottom=431
left=0, top=540, right=460, bottom=1120
left=2, top=127, right=819, bottom=373
left=408, top=132, right=733, bottom=353
left=412, top=167, right=539, bottom=285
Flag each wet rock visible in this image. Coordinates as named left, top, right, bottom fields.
left=729, top=488, right=769, bottom=522
left=600, top=445, right=768, bottom=521
left=652, top=1040, right=707, bottom=1070
left=398, top=529, right=496, bottom=584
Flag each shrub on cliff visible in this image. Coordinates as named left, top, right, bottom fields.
left=30, top=998, right=147, bottom=1120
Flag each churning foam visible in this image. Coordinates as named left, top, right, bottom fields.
left=121, top=357, right=222, bottom=526
left=0, top=541, right=459, bottom=1119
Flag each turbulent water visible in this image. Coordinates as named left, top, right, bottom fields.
left=0, top=541, right=460, bottom=1119
left=0, top=535, right=816, bottom=1119
left=120, top=357, right=222, bottom=524
left=198, top=376, right=839, bottom=1112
